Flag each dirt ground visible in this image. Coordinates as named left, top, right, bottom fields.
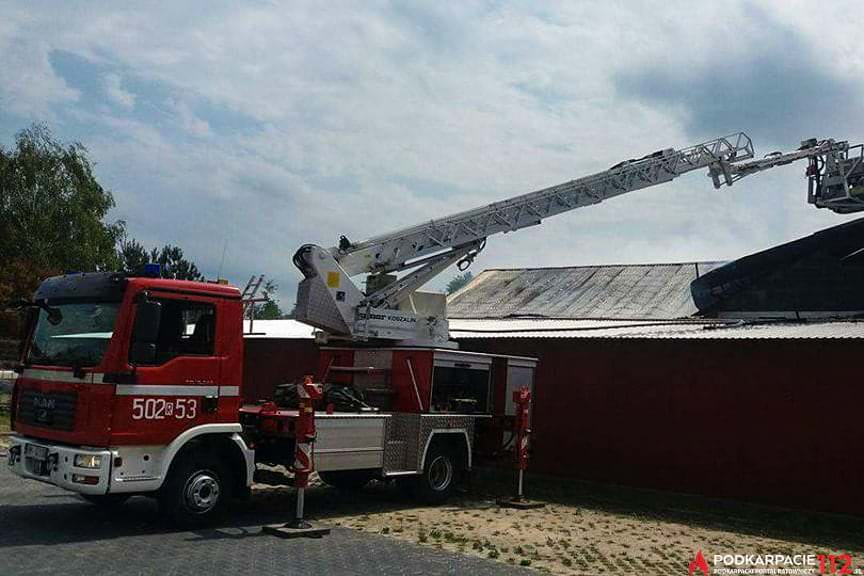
left=0, top=393, right=9, bottom=444
left=255, top=468, right=864, bottom=575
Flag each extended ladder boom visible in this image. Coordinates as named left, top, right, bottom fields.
left=335, top=133, right=754, bottom=277
left=294, top=132, right=862, bottom=343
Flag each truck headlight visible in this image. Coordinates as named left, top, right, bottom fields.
left=74, top=454, right=103, bottom=469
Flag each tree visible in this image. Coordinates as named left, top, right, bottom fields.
left=253, top=279, right=284, bottom=319
left=446, top=271, right=474, bottom=294
left=255, top=299, right=283, bottom=320
left=0, top=124, right=124, bottom=272
left=148, top=244, right=202, bottom=281
left=117, top=239, right=203, bottom=281
left=0, top=124, right=124, bottom=336
left=117, top=238, right=149, bottom=273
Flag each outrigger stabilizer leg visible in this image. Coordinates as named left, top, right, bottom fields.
left=498, top=386, right=545, bottom=510
left=264, top=376, right=332, bottom=538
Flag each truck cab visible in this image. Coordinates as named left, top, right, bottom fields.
left=8, top=272, right=254, bottom=525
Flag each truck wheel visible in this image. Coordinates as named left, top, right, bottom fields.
left=159, top=453, right=231, bottom=529
left=318, top=470, right=375, bottom=492
left=412, top=444, right=459, bottom=504
left=80, top=494, right=131, bottom=507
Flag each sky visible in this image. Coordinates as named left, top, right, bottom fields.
left=2, top=1, right=862, bottom=308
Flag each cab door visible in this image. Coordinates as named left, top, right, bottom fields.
left=111, top=293, right=223, bottom=446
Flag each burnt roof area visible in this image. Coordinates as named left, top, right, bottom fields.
left=448, top=217, right=864, bottom=329
left=692, top=217, right=864, bottom=318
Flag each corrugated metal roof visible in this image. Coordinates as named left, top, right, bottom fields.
left=449, top=318, right=864, bottom=340
left=447, top=262, right=726, bottom=320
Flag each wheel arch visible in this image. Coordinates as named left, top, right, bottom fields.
left=158, top=424, right=254, bottom=493
left=420, top=429, right=471, bottom=472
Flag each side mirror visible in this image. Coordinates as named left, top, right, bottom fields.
left=46, top=307, right=63, bottom=326
left=130, top=300, right=161, bottom=365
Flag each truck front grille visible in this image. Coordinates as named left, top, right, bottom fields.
left=16, top=390, right=78, bottom=431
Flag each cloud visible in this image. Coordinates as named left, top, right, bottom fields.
left=1, top=1, right=862, bottom=304
left=612, top=5, right=864, bottom=146
left=0, top=6, right=79, bottom=119
left=168, top=99, right=210, bottom=137
left=103, top=73, right=136, bottom=110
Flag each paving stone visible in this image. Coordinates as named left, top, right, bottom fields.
left=0, top=465, right=529, bottom=576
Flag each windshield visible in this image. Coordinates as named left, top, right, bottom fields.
left=26, top=302, right=120, bottom=367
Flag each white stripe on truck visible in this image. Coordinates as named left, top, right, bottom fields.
left=20, top=370, right=240, bottom=397
left=115, top=385, right=240, bottom=397
left=219, top=386, right=240, bottom=397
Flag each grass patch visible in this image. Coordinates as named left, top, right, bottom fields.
left=0, top=392, right=9, bottom=435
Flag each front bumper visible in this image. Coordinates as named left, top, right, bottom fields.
left=7, top=435, right=112, bottom=495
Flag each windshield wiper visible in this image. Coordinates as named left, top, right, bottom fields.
left=12, top=299, right=63, bottom=325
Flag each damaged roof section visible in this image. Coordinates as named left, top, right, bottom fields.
left=692, top=216, right=864, bottom=317
left=447, top=262, right=726, bottom=320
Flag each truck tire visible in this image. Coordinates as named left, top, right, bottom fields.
left=411, top=444, right=459, bottom=504
left=80, top=494, right=131, bottom=507
left=318, top=470, right=375, bottom=492
left=159, top=452, right=231, bottom=529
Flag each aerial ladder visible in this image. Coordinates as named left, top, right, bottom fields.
left=294, top=133, right=863, bottom=344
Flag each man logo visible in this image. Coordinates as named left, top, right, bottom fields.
left=689, top=550, right=710, bottom=576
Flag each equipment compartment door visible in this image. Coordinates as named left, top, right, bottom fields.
left=314, top=415, right=388, bottom=472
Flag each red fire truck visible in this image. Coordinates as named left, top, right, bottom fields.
left=8, top=272, right=536, bottom=526
left=8, top=133, right=858, bottom=526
